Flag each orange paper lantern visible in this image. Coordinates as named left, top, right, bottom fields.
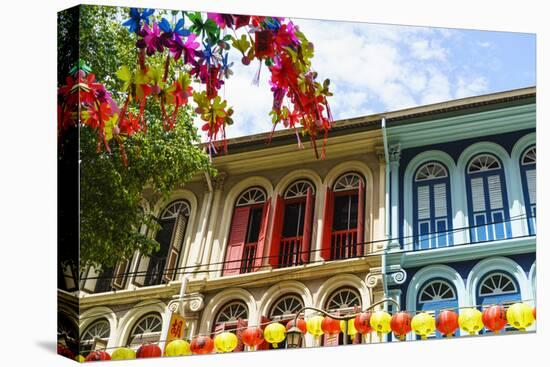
left=136, top=343, right=162, bottom=359
left=190, top=336, right=215, bottom=355
left=321, top=316, right=341, bottom=336
left=482, top=305, right=507, bottom=333
left=391, top=311, right=412, bottom=341
left=286, top=318, right=307, bottom=334
left=436, top=310, right=459, bottom=337
left=242, top=327, right=264, bottom=350
left=354, top=312, right=372, bottom=335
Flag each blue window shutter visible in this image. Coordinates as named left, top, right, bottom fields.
left=487, top=175, right=504, bottom=210
left=417, top=186, right=430, bottom=220
left=470, top=177, right=486, bottom=212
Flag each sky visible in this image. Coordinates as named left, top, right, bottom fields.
left=199, top=18, right=535, bottom=140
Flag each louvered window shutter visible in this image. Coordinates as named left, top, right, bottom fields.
left=81, top=266, right=99, bottom=293
left=133, top=254, right=150, bottom=286
left=433, top=183, right=447, bottom=218
left=321, top=188, right=334, bottom=260
left=470, top=177, right=486, bottom=212
left=417, top=185, right=430, bottom=220
left=222, top=206, right=251, bottom=276
left=301, top=188, right=314, bottom=263
left=487, top=175, right=504, bottom=210
left=163, top=214, right=188, bottom=282
left=254, top=198, right=271, bottom=271
left=357, top=179, right=365, bottom=250
left=111, top=259, right=129, bottom=289
left=269, top=195, right=285, bottom=267
left=526, top=169, right=536, bottom=205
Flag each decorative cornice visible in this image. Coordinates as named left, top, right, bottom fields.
left=389, top=144, right=401, bottom=164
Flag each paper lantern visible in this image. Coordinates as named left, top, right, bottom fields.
left=370, top=310, right=392, bottom=336
left=340, top=319, right=357, bottom=336
left=214, top=332, right=238, bottom=353
left=482, top=305, right=507, bottom=333
left=75, top=355, right=86, bottom=362
left=136, top=343, right=162, bottom=358
left=306, top=316, right=325, bottom=336
left=85, top=351, right=111, bottom=361
left=264, top=322, right=286, bottom=348
left=111, top=347, right=136, bottom=360
left=506, top=302, right=535, bottom=331
left=533, top=306, right=536, bottom=320
left=164, top=340, right=191, bottom=357
left=321, top=316, right=341, bottom=336
left=436, top=310, right=459, bottom=337
left=286, top=318, right=307, bottom=334
left=459, top=308, right=483, bottom=335
left=391, top=311, right=412, bottom=340
left=190, top=336, right=214, bottom=354
left=242, top=327, right=265, bottom=350
left=411, top=312, right=435, bottom=340
left=354, top=312, right=372, bottom=335
left=57, top=344, right=75, bottom=359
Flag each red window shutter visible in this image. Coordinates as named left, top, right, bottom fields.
left=268, top=195, right=285, bottom=267
left=301, top=187, right=314, bottom=263
left=357, top=179, right=365, bottom=252
left=257, top=316, right=271, bottom=350
left=254, top=198, right=271, bottom=271
left=321, top=187, right=334, bottom=260
left=234, top=319, right=248, bottom=352
left=222, top=206, right=251, bottom=276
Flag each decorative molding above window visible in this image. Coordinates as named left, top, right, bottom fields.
left=333, top=173, right=363, bottom=192
left=418, top=280, right=456, bottom=303
left=467, top=154, right=501, bottom=173
left=215, top=301, right=248, bottom=324
left=284, top=180, right=315, bottom=199
left=415, top=162, right=448, bottom=181
left=478, top=272, right=518, bottom=296
left=161, top=200, right=190, bottom=219
left=521, top=146, right=536, bottom=165
left=236, top=187, right=267, bottom=207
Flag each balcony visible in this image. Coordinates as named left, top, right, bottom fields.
left=331, top=229, right=360, bottom=260
left=278, top=236, right=303, bottom=268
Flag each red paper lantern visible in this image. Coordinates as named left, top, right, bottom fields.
left=242, top=327, right=265, bottom=349
left=321, top=316, right=341, bottom=335
left=136, top=343, right=162, bottom=358
left=85, top=351, right=111, bottom=361
left=190, top=336, right=214, bottom=355
left=354, top=312, right=372, bottom=334
left=436, top=310, right=459, bottom=337
left=286, top=318, right=307, bottom=334
left=391, top=311, right=412, bottom=341
left=482, top=305, right=507, bottom=333
left=57, top=344, right=75, bottom=359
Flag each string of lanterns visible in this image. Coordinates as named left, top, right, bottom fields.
left=71, top=302, right=536, bottom=361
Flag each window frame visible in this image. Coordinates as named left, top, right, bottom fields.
left=520, top=146, right=536, bottom=235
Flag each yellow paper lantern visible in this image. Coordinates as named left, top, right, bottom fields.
left=370, top=310, right=392, bottom=335
left=75, top=355, right=86, bottom=363
left=506, top=303, right=535, bottom=331
left=340, top=319, right=357, bottom=336
left=214, top=332, right=238, bottom=353
left=111, top=347, right=136, bottom=360
left=165, top=339, right=192, bottom=357
left=459, top=308, right=483, bottom=335
left=411, top=312, right=435, bottom=340
left=306, top=316, right=325, bottom=336
left=264, top=322, right=286, bottom=348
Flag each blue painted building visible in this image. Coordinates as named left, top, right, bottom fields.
left=383, top=86, right=536, bottom=338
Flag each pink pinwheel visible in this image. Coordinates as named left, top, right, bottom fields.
left=137, top=22, right=164, bottom=55
left=170, top=33, right=200, bottom=64
left=207, top=13, right=235, bottom=29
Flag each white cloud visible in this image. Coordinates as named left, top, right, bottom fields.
left=410, top=39, right=448, bottom=61
left=455, top=76, right=489, bottom=98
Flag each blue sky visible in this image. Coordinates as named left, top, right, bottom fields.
left=205, top=19, right=535, bottom=140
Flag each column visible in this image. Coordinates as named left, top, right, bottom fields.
left=389, top=144, right=401, bottom=249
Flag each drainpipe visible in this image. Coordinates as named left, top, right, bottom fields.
left=381, top=117, right=390, bottom=309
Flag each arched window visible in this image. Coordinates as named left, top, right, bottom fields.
left=213, top=301, right=249, bottom=352
left=413, top=162, right=453, bottom=250
left=223, top=188, right=270, bottom=275
left=57, top=312, right=78, bottom=343
left=134, top=200, right=190, bottom=287
left=269, top=294, right=305, bottom=322
left=323, top=288, right=362, bottom=346
left=80, top=319, right=110, bottom=355
left=269, top=180, right=315, bottom=269
left=466, top=154, right=511, bottom=242
left=416, top=279, right=458, bottom=338
left=520, top=146, right=536, bottom=234
left=127, top=313, right=163, bottom=348
left=321, top=173, right=365, bottom=260
left=477, top=272, right=521, bottom=333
